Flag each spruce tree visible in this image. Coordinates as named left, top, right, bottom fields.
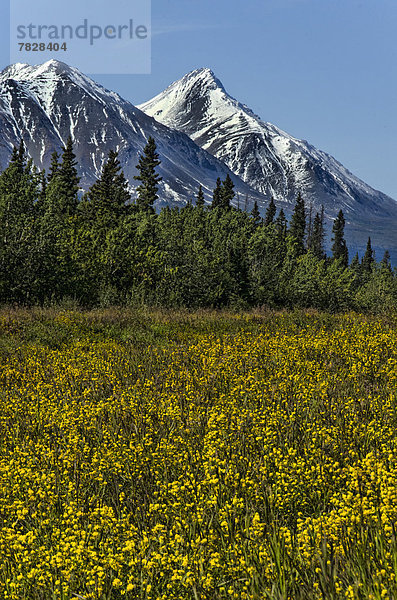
left=8, top=140, right=26, bottom=175
left=196, top=185, right=205, bottom=208
left=311, top=208, right=326, bottom=260
left=35, top=170, right=47, bottom=217
left=362, top=237, right=374, bottom=273
left=264, top=197, right=276, bottom=227
left=276, top=209, right=287, bottom=239
left=9, top=145, right=19, bottom=167
left=351, top=252, right=360, bottom=269
left=57, top=136, right=80, bottom=216
left=331, top=210, right=348, bottom=267
left=251, top=200, right=261, bottom=227
left=348, top=252, right=362, bottom=292
left=88, top=150, right=130, bottom=227
left=221, top=174, right=235, bottom=209
left=0, top=142, right=39, bottom=302
left=43, top=137, right=80, bottom=219
left=37, top=137, right=80, bottom=301
left=306, top=204, right=313, bottom=249
left=212, top=177, right=223, bottom=209
left=381, top=250, right=392, bottom=272
left=275, top=208, right=288, bottom=263
left=134, top=137, right=162, bottom=213
left=17, top=140, right=25, bottom=166
left=0, top=141, right=36, bottom=224
left=289, top=192, right=306, bottom=256
left=48, top=151, right=60, bottom=183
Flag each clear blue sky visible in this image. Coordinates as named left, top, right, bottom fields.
left=2, top=0, right=397, bottom=199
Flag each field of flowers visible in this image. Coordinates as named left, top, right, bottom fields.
left=0, top=308, right=397, bottom=599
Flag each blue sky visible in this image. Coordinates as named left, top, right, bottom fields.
left=1, top=0, right=397, bottom=199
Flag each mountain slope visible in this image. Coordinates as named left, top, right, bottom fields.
left=139, top=68, right=397, bottom=252
left=0, top=60, right=263, bottom=207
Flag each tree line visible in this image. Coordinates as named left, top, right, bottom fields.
left=0, top=135, right=395, bottom=312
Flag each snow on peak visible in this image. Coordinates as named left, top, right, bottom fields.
left=180, top=67, right=224, bottom=89
left=0, top=60, right=122, bottom=109
left=138, top=66, right=266, bottom=143
left=139, top=68, right=389, bottom=208
left=137, top=67, right=241, bottom=134
left=158, top=67, right=222, bottom=90
left=0, top=59, right=73, bottom=81
left=0, top=63, right=31, bottom=81
left=188, top=67, right=214, bottom=76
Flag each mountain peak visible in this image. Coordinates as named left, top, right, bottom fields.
left=137, top=67, right=233, bottom=132
left=169, top=66, right=226, bottom=94
left=184, top=66, right=218, bottom=81
left=32, top=59, right=75, bottom=76
left=186, top=67, right=214, bottom=77
left=0, top=60, right=123, bottom=108
left=0, top=59, right=73, bottom=81
left=138, top=68, right=397, bottom=252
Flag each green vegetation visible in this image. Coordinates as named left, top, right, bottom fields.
left=0, top=308, right=396, bottom=599
left=0, top=137, right=395, bottom=312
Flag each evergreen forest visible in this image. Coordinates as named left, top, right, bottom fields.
left=0, top=136, right=394, bottom=312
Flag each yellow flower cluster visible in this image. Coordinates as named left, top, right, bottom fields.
left=0, top=310, right=397, bottom=599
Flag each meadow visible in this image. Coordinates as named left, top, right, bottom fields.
left=0, top=308, right=396, bottom=599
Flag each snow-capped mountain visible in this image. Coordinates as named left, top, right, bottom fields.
left=0, top=60, right=263, bottom=206
left=1, top=60, right=397, bottom=257
left=139, top=68, right=397, bottom=253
